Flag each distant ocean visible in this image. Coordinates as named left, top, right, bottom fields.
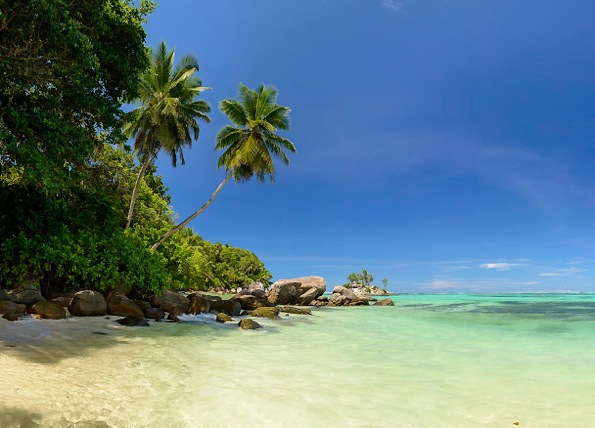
left=2, top=293, right=595, bottom=427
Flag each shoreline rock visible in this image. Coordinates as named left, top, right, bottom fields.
left=1, top=275, right=395, bottom=328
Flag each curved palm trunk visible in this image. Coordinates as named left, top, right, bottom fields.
left=150, top=171, right=233, bottom=251
left=125, top=155, right=153, bottom=229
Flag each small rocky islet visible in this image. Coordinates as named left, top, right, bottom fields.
left=0, top=276, right=394, bottom=330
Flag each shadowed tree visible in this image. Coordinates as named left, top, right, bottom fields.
left=151, top=83, right=295, bottom=251
left=123, top=41, right=210, bottom=229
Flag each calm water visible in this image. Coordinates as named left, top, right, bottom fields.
left=1, top=293, right=595, bottom=427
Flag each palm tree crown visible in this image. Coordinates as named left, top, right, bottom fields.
left=122, top=41, right=210, bottom=228
left=150, top=83, right=295, bottom=251
left=124, top=41, right=211, bottom=166
left=215, top=83, right=295, bottom=182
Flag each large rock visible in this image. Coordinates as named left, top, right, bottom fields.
left=277, top=305, right=312, bottom=315
left=267, top=281, right=299, bottom=305
left=144, top=307, right=165, bottom=321
left=373, top=298, right=395, bottom=306
left=209, top=299, right=242, bottom=316
left=216, top=313, right=233, bottom=323
left=0, top=287, right=44, bottom=307
left=328, top=293, right=350, bottom=307
left=69, top=290, right=107, bottom=316
left=249, top=288, right=266, bottom=298
left=333, top=286, right=357, bottom=300
left=3, top=314, right=20, bottom=321
left=49, top=296, right=72, bottom=308
left=29, top=300, right=66, bottom=319
left=167, top=303, right=185, bottom=322
left=297, top=287, right=319, bottom=305
left=107, top=295, right=144, bottom=318
left=276, top=276, right=326, bottom=296
left=149, top=290, right=189, bottom=313
left=250, top=307, right=280, bottom=319
left=0, top=300, right=27, bottom=316
left=200, top=294, right=223, bottom=303
left=133, top=300, right=152, bottom=313
left=116, top=316, right=149, bottom=327
left=233, top=294, right=271, bottom=311
left=238, top=318, right=263, bottom=329
left=186, top=296, right=211, bottom=314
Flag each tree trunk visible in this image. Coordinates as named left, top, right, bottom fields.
left=125, top=155, right=153, bottom=229
left=150, top=171, right=233, bottom=251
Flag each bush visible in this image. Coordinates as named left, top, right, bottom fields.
left=0, top=229, right=169, bottom=297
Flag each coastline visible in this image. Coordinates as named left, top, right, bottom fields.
left=3, top=293, right=595, bottom=427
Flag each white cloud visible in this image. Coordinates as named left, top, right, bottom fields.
left=425, top=278, right=540, bottom=291
left=539, top=267, right=586, bottom=277
left=480, top=263, right=522, bottom=271
left=382, top=0, right=404, bottom=12
left=432, top=261, right=471, bottom=271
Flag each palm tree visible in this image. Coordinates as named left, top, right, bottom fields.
left=150, top=83, right=295, bottom=251
left=123, top=41, right=211, bottom=229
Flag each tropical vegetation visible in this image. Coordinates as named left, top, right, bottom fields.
left=346, top=269, right=374, bottom=288
left=123, top=41, right=210, bottom=229
left=0, top=0, right=287, bottom=297
left=151, top=83, right=295, bottom=251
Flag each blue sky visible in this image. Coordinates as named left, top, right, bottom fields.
left=142, top=0, right=595, bottom=293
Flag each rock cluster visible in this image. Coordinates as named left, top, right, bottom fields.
left=0, top=281, right=61, bottom=321
left=266, top=276, right=326, bottom=306
left=1, top=275, right=395, bottom=328
left=325, top=286, right=376, bottom=306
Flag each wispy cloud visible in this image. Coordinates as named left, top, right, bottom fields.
left=425, top=278, right=540, bottom=291
left=480, top=262, right=524, bottom=271
left=539, top=267, right=586, bottom=277
left=432, top=260, right=472, bottom=271
left=381, top=0, right=404, bottom=12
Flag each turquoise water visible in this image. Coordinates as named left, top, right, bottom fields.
left=1, top=293, right=595, bottom=427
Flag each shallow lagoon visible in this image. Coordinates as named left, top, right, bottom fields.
left=2, top=294, right=595, bottom=427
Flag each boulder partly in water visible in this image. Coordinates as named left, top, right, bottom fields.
left=69, top=290, right=107, bottom=316
left=373, top=298, right=395, bottom=306
left=250, top=307, right=280, bottom=319
left=238, top=318, right=263, bottom=329
left=107, top=294, right=144, bottom=318
left=116, top=316, right=150, bottom=327
left=29, top=300, right=66, bottom=319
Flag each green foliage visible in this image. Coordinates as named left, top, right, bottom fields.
left=382, top=278, right=388, bottom=290
left=162, top=234, right=272, bottom=291
left=0, top=229, right=168, bottom=296
left=216, top=83, right=296, bottom=183
left=0, top=2, right=274, bottom=297
left=123, top=41, right=211, bottom=228
left=124, top=40, right=211, bottom=166
left=149, top=83, right=296, bottom=251
left=1, top=0, right=153, bottom=194
left=347, top=268, right=374, bottom=287
left=0, top=142, right=272, bottom=294
left=90, top=144, right=271, bottom=292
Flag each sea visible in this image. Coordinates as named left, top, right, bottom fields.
left=1, top=293, right=595, bottom=427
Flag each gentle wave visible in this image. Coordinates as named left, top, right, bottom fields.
left=1, top=294, right=595, bottom=427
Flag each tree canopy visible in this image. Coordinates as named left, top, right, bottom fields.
left=150, top=83, right=296, bottom=251
left=123, top=41, right=211, bottom=228
left=0, top=0, right=155, bottom=193
left=0, top=2, right=278, bottom=297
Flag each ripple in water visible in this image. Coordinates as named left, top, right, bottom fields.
left=1, top=294, right=595, bottom=427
